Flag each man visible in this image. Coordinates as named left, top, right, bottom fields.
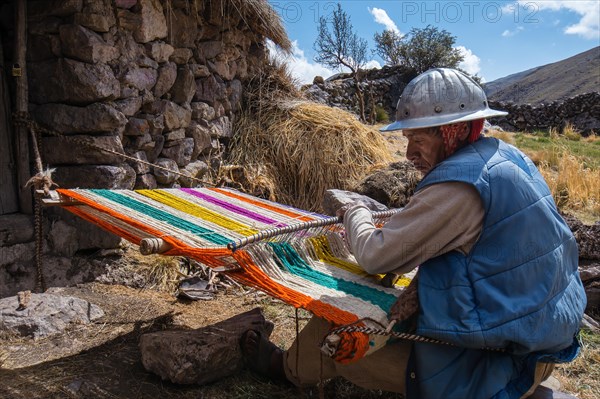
left=242, top=68, right=586, bottom=398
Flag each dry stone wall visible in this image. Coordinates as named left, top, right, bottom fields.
left=0, top=0, right=272, bottom=297
left=488, top=92, right=600, bottom=134
left=306, top=66, right=599, bottom=135
left=24, top=0, right=267, bottom=190
left=304, top=65, right=417, bottom=122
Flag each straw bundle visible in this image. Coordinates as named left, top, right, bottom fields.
left=228, top=100, right=393, bottom=212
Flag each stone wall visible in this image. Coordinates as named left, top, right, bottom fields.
left=23, top=0, right=268, bottom=190
left=489, top=92, right=600, bottom=134
left=306, top=66, right=599, bottom=135
left=0, top=0, right=277, bottom=297
left=304, top=65, right=416, bottom=122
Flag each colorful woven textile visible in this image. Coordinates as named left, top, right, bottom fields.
left=57, top=187, right=410, bottom=362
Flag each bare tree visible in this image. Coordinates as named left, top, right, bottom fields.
left=314, top=3, right=368, bottom=121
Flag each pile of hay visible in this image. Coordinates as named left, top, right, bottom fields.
left=228, top=99, right=393, bottom=212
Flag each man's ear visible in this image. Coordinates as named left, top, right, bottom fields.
left=458, top=123, right=470, bottom=141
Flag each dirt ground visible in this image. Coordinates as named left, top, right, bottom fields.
left=2, top=132, right=598, bottom=399
left=0, top=277, right=403, bottom=399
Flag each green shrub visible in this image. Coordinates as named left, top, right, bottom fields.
left=374, top=105, right=389, bottom=123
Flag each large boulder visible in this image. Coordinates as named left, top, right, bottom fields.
left=321, top=189, right=389, bottom=217
left=355, top=161, right=420, bottom=208
left=42, top=135, right=125, bottom=165
left=34, top=103, right=127, bottom=134
left=153, top=158, right=179, bottom=185
left=139, top=308, right=273, bottom=385
left=59, top=24, right=119, bottom=63
left=53, top=164, right=136, bottom=189
left=29, top=58, right=120, bottom=104
left=121, top=66, right=158, bottom=92
left=178, top=160, right=208, bottom=188
left=0, top=293, right=103, bottom=339
left=167, top=8, right=198, bottom=48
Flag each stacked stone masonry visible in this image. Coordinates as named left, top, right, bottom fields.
left=0, top=0, right=272, bottom=297
left=25, top=0, right=268, bottom=190
left=305, top=66, right=599, bottom=135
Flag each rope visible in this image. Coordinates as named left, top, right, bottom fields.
left=324, top=320, right=506, bottom=353
left=23, top=124, right=48, bottom=292
left=12, top=111, right=216, bottom=187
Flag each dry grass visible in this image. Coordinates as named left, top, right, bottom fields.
left=487, top=129, right=515, bottom=145
left=555, top=331, right=600, bottom=399
left=488, top=129, right=600, bottom=221
left=229, top=102, right=392, bottom=211
left=228, top=58, right=392, bottom=212
left=537, top=149, right=600, bottom=219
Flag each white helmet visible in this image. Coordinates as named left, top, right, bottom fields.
left=381, top=68, right=507, bottom=131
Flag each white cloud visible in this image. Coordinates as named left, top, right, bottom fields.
left=512, top=0, right=599, bottom=39
left=267, top=40, right=384, bottom=85
left=501, top=26, right=524, bottom=37
left=267, top=40, right=336, bottom=85
left=368, top=7, right=400, bottom=34
left=365, top=60, right=382, bottom=70
left=456, top=46, right=481, bottom=76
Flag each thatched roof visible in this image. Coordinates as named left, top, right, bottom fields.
left=232, top=0, right=292, bottom=52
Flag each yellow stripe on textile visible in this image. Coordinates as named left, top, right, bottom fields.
left=137, top=189, right=259, bottom=237
left=309, top=235, right=410, bottom=287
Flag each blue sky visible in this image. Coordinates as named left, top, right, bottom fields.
left=268, top=1, right=600, bottom=84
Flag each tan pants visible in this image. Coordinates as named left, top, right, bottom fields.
left=283, top=317, right=411, bottom=393
left=283, top=317, right=555, bottom=397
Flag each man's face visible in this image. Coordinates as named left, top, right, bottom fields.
left=403, top=128, right=446, bottom=175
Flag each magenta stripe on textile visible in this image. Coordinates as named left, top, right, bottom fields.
left=180, top=188, right=287, bottom=227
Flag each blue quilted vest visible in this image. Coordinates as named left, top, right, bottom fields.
left=409, top=137, right=586, bottom=399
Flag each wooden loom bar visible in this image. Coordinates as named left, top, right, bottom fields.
left=139, top=237, right=172, bottom=255
left=36, top=190, right=83, bottom=206
left=227, top=208, right=402, bottom=251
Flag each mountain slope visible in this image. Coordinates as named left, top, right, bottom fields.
left=484, top=46, right=600, bottom=104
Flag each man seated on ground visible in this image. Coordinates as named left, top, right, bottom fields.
left=241, top=68, right=586, bottom=399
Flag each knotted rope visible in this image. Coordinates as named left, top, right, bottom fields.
left=23, top=123, right=50, bottom=292
left=321, top=318, right=507, bottom=357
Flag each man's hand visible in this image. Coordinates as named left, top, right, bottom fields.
left=335, top=200, right=367, bottom=219
left=335, top=203, right=353, bottom=219
left=388, top=275, right=419, bottom=321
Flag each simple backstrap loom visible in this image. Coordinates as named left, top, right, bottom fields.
left=52, top=187, right=412, bottom=363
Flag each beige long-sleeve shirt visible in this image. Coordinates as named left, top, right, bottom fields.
left=343, top=182, right=485, bottom=275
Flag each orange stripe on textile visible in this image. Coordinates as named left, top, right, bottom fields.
left=210, top=188, right=315, bottom=222
left=59, top=188, right=371, bottom=364
left=57, top=189, right=231, bottom=266
left=232, top=250, right=370, bottom=363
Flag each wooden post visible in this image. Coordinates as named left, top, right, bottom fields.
left=13, top=0, right=32, bottom=214
left=0, top=32, right=19, bottom=214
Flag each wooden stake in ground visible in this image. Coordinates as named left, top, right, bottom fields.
left=139, top=308, right=274, bottom=385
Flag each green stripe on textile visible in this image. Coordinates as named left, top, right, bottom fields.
left=269, top=242, right=397, bottom=312
left=91, top=189, right=230, bottom=245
